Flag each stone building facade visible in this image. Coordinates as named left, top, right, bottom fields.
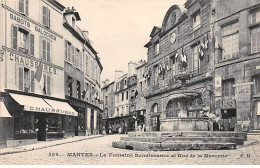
left=212, top=0, right=260, bottom=131
left=144, top=0, right=213, bottom=131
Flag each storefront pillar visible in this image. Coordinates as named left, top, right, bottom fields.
left=94, top=110, right=97, bottom=134
left=86, top=108, right=91, bottom=135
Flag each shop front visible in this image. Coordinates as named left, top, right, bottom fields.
left=2, top=91, right=78, bottom=147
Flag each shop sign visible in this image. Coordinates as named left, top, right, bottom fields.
left=9, top=13, right=56, bottom=40
left=1, top=46, right=60, bottom=74
left=24, top=106, right=77, bottom=116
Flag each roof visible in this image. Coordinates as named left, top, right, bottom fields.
left=48, top=0, right=65, bottom=11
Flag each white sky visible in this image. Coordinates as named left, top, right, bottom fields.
left=57, top=0, right=186, bottom=82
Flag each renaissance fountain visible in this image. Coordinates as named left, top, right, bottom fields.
left=112, top=71, right=247, bottom=151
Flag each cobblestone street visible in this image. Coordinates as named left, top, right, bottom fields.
left=0, top=134, right=260, bottom=165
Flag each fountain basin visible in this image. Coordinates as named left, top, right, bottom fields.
left=160, top=117, right=211, bottom=131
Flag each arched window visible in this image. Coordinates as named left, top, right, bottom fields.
left=166, top=100, right=178, bottom=118
left=151, top=103, right=158, bottom=114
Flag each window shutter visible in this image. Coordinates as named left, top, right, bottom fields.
left=47, top=8, right=50, bottom=27
left=19, top=67, right=24, bottom=90
left=43, top=74, right=46, bottom=95
left=31, top=70, right=35, bottom=92
left=25, top=0, right=28, bottom=15
left=65, top=41, right=68, bottom=61
left=79, top=51, right=82, bottom=69
left=47, top=75, right=51, bottom=95
left=42, top=39, right=46, bottom=60
left=30, top=34, right=34, bottom=56
left=47, top=41, right=50, bottom=62
left=71, top=45, right=75, bottom=64
left=19, top=0, right=24, bottom=13
left=42, top=6, right=47, bottom=26
left=12, top=25, right=18, bottom=49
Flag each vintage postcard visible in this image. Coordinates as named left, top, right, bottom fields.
left=0, top=0, right=260, bottom=165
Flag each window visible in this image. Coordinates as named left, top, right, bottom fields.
left=41, top=39, right=51, bottom=62
left=222, top=22, right=239, bottom=60
left=122, top=92, right=124, bottom=101
left=75, top=49, right=79, bottom=67
left=105, top=96, right=108, bottom=105
left=121, top=107, right=124, bottom=116
left=43, top=74, right=51, bottom=96
left=140, top=82, right=143, bottom=92
left=72, top=17, right=75, bottom=28
left=255, top=75, right=260, bottom=94
left=126, top=91, right=128, bottom=100
left=91, top=60, right=95, bottom=79
left=251, top=27, right=260, bottom=53
left=19, top=0, right=28, bottom=16
left=77, top=80, right=81, bottom=99
left=18, top=67, right=34, bottom=92
left=193, top=45, right=200, bottom=74
left=68, top=76, right=73, bottom=96
left=151, top=103, right=158, bottom=113
left=170, top=56, right=178, bottom=78
left=166, top=101, right=177, bottom=118
left=42, top=6, right=50, bottom=28
left=192, top=12, right=200, bottom=30
left=222, top=79, right=235, bottom=97
left=251, top=10, right=260, bottom=25
left=154, top=41, right=159, bottom=55
left=116, top=94, right=119, bottom=102
left=65, top=41, right=71, bottom=62
left=154, top=65, right=159, bottom=84
left=12, top=26, right=34, bottom=56
left=85, top=53, right=89, bottom=76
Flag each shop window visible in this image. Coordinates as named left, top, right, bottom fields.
left=222, top=22, right=239, bottom=60
left=18, top=67, right=35, bottom=92
left=193, top=44, right=201, bottom=74
left=41, top=39, right=51, bottom=62
left=67, top=76, right=73, bottom=96
left=46, top=114, right=63, bottom=133
left=251, top=27, right=260, bottom=54
left=14, top=111, right=35, bottom=134
left=42, top=6, right=50, bottom=28
left=19, top=0, right=29, bottom=16
left=78, top=111, right=84, bottom=131
left=222, top=79, right=235, bottom=98
left=255, top=75, right=260, bottom=94
left=192, top=12, right=200, bottom=31
left=154, top=41, right=159, bottom=55
left=12, top=26, right=34, bottom=56
left=77, top=80, right=81, bottom=99
left=43, top=74, right=51, bottom=96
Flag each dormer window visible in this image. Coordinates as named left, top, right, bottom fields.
left=72, top=17, right=75, bottom=28
left=251, top=9, right=260, bottom=25
left=19, top=0, right=28, bottom=16
left=192, top=12, right=200, bottom=31
left=154, top=41, right=159, bottom=55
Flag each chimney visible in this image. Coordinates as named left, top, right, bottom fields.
left=115, top=70, right=124, bottom=81
left=72, top=6, right=75, bottom=11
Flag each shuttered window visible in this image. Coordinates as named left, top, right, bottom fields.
left=30, top=34, right=34, bottom=56
left=71, top=45, right=75, bottom=64
left=31, top=70, right=35, bottom=92
left=12, top=25, right=18, bottom=49
left=41, top=39, right=51, bottom=62
left=42, top=6, right=50, bottom=27
left=19, top=0, right=28, bottom=16
left=43, top=74, right=51, bottom=95
left=222, top=79, right=235, bottom=97
left=19, top=67, right=24, bottom=91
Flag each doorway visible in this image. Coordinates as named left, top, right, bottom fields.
left=151, top=115, right=160, bottom=131
left=221, top=109, right=237, bottom=131
left=90, top=109, right=94, bottom=134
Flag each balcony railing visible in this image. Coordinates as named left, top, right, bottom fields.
left=19, top=47, right=28, bottom=55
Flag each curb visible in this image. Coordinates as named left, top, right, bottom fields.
left=0, top=135, right=104, bottom=156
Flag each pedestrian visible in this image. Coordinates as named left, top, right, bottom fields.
left=215, top=114, right=221, bottom=131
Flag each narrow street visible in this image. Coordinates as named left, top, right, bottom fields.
left=1, top=134, right=260, bottom=165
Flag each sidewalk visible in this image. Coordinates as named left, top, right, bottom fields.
left=0, top=135, right=103, bottom=156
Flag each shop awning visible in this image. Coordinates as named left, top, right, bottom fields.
left=0, top=102, right=12, bottom=117
left=10, top=93, right=78, bottom=117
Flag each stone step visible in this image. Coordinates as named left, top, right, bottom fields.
left=112, top=141, right=236, bottom=151
left=120, top=136, right=244, bottom=145
left=128, top=131, right=247, bottom=140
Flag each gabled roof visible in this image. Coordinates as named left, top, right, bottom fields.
left=149, top=26, right=161, bottom=37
